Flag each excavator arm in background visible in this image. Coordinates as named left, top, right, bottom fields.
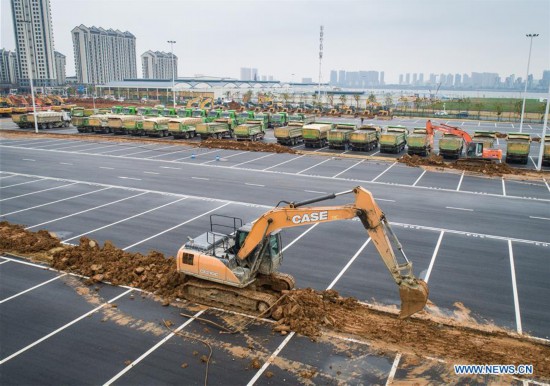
left=237, top=186, right=429, bottom=318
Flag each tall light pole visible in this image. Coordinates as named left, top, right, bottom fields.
left=168, top=40, right=176, bottom=108
left=536, top=84, right=549, bottom=171
left=19, top=19, right=38, bottom=133
left=519, top=33, right=538, bottom=133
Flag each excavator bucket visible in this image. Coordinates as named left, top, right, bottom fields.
left=398, top=279, right=429, bottom=319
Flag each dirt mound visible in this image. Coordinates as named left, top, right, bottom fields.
left=272, top=289, right=550, bottom=378
left=495, top=132, right=508, bottom=139
left=0, top=221, right=61, bottom=254
left=198, top=138, right=296, bottom=154
left=399, top=154, right=531, bottom=177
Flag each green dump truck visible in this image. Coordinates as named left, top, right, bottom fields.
left=234, top=119, right=265, bottom=141
left=270, top=112, right=288, bottom=128
left=505, top=133, right=531, bottom=164
left=196, top=121, right=232, bottom=139
left=192, top=109, right=209, bottom=120
left=12, top=111, right=71, bottom=129
left=349, top=125, right=380, bottom=151
left=254, top=112, right=270, bottom=128
left=168, top=117, right=204, bottom=139
left=107, top=115, right=142, bottom=135
left=438, top=133, right=464, bottom=159
left=328, top=123, right=356, bottom=149
left=543, top=135, right=550, bottom=166
left=288, top=113, right=315, bottom=124
left=142, top=117, right=172, bottom=137
left=274, top=122, right=305, bottom=146
left=380, top=126, right=408, bottom=153
left=302, top=123, right=333, bottom=148
left=176, top=108, right=193, bottom=118
left=473, top=130, right=497, bottom=148
left=407, top=127, right=433, bottom=156
left=237, top=111, right=255, bottom=124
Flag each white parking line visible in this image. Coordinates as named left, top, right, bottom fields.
left=82, top=144, right=126, bottom=153
left=174, top=148, right=220, bottom=161
left=304, top=190, right=327, bottom=194
left=371, top=150, right=380, bottom=156
left=191, top=176, right=209, bottom=180
left=376, top=198, right=396, bottom=202
left=385, top=352, right=402, bottom=386
left=202, top=150, right=249, bottom=164
left=12, top=139, right=69, bottom=148
left=371, top=162, right=397, bottom=182
left=544, top=178, right=550, bottom=193
left=159, top=166, right=181, bottom=170
left=119, top=176, right=142, bottom=181
left=143, top=171, right=159, bottom=175
left=232, top=153, right=275, bottom=168
left=99, top=166, right=114, bottom=170
left=263, top=155, right=305, bottom=171
left=296, top=158, right=331, bottom=174
left=529, top=216, right=550, bottom=221
left=145, top=147, right=193, bottom=159
left=0, top=288, right=133, bottom=365
left=123, top=144, right=177, bottom=157
left=0, top=273, right=67, bottom=304
left=332, top=160, right=364, bottom=178
left=59, top=162, right=73, bottom=165
left=26, top=192, right=148, bottom=229
left=122, top=203, right=230, bottom=250
left=424, top=231, right=444, bottom=283
left=102, top=309, right=206, bottom=386
left=0, top=182, right=77, bottom=202
left=21, top=158, right=35, bottom=161
left=478, top=121, right=481, bottom=127
left=53, top=142, right=102, bottom=151
left=63, top=197, right=187, bottom=243
left=327, top=238, right=371, bottom=289
left=502, top=178, right=507, bottom=196
left=0, top=175, right=16, bottom=180
left=0, top=260, right=9, bottom=265
left=445, top=206, right=473, bottom=211
left=456, top=171, right=465, bottom=191
left=412, top=170, right=427, bottom=187
left=508, top=240, right=522, bottom=334
left=245, top=182, right=265, bottom=187
left=96, top=146, right=145, bottom=155
left=529, top=156, right=537, bottom=167
left=511, top=123, right=515, bottom=129
left=2, top=187, right=111, bottom=216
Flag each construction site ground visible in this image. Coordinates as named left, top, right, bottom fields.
left=0, top=118, right=549, bottom=384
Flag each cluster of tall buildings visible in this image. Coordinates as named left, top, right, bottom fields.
left=398, top=71, right=550, bottom=90
left=329, top=70, right=385, bottom=88
left=141, top=51, right=177, bottom=80
left=240, top=67, right=274, bottom=82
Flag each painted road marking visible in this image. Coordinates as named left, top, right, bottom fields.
left=123, top=144, right=177, bottom=157
left=232, top=153, right=275, bottom=168
left=159, top=166, right=181, bottom=170
left=0, top=288, right=133, bottom=365
left=543, top=178, right=550, bottom=193
left=26, top=192, right=148, bottom=230
left=529, top=216, right=550, bottom=221
left=145, top=147, right=194, bottom=159
left=296, top=158, right=331, bottom=174
left=63, top=197, right=188, bottom=243
left=99, top=166, right=114, bottom=170
left=263, top=155, right=305, bottom=171
left=508, top=240, right=522, bottom=334
left=371, top=162, right=397, bottom=182
left=143, top=171, right=159, bottom=175
left=412, top=170, right=427, bottom=187
left=445, top=206, right=473, bottom=211
left=122, top=203, right=230, bottom=251
left=191, top=176, right=209, bottom=180
left=529, top=156, right=537, bottom=168
left=202, top=150, right=249, bottom=164
left=304, top=190, right=327, bottom=194
left=376, top=198, right=396, bottom=202
left=2, top=187, right=111, bottom=216
left=59, top=162, right=73, bottom=165
left=385, top=352, right=402, bottom=386
left=0, top=273, right=67, bottom=304
left=502, top=178, right=507, bottom=196
left=0, top=182, right=77, bottom=202
left=21, top=158, right=35, bottom=161
left=245, top=182, right=265, bottom=187
left=371, top=151, right=380, bottom=156
left=53, top=142, right=103, bottom=151
left=327, top=238, right=371, bottom=290
left=118, top=176, right=142, bottom=181
left=313, top=146, right=329, bottom=152
left=424, top=231, right=444, bottom=283
left=332, top=159, right=364, bottom=178
left=174, top=148, right=220, bottom=161
left=0, top=175, right=16, bottom=180
left=102, top=310, right=206, bottom=386
left=456, top=171, right=465, bottom=191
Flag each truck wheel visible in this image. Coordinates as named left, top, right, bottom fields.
left=183, top=132, right=189, bottom=139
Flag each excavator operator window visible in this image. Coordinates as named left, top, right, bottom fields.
left=269, top=234, right=281, bottom=257
left=182, top=253, right=194, bottom=265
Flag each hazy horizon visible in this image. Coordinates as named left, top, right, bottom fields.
left=1, top=0, right=549, bottom=83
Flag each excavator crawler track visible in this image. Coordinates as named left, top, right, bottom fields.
left=256, top=272, right=296, bottom=292
left=182, top=277, right=280, bottom=317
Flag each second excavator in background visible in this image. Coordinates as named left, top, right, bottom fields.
left=177, top=186, right=429, bottom=319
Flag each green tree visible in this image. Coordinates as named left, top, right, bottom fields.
left=353, top=94, right=361, bottom=109
left=538, top=102, right=547, bottom=122
left=281, top=92, right=290, bottom=106
left=473, top=102, right=484, bottom=118
left=367, top=92, right=377, bottom=105
left=339, top=94, right=347, bottom=107
left=514, top=101, right=523, bottom=118
left=463, top=97, right=472, bottom=113
left=384, top=93, right=393, bottom=109
left=243, top=90, right=253, bottom=103
left=327, top=94, right=334, bottom=107
left=495, top=103, right=503, bottom=121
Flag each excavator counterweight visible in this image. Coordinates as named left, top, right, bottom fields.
left=177, top=187, right=429, bottom=318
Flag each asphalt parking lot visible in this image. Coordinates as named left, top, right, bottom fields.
left=1, top=134, right=549, bottom=384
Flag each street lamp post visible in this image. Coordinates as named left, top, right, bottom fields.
left=167, top=40, right=176, bottom=109
left=19, top=19, right=38, bottom=133
left=519, top=33, right=538, bottom=133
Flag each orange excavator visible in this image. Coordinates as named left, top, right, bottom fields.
left=177, top=186, right=429, bottom=319
left=426, top=120, right=502, bottom=162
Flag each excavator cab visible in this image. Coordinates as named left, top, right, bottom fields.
left=466, top=142, right=484, bottom=158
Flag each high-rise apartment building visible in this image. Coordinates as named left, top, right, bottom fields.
left=11, top=0, right=57, bottom=87
left=405, top=73, right=410, bottom=84
left=338, top=70, right=345, bottom=86
left=141, top=51, right=177, bottom=80
left=54, top=51, right=65, bottom=85
left=418, top=73, right=424, bottom=84
left=72, top=25, right=137, bottom=84
left=330, top=70, right=337, bottom=85
left=399, top=74, right=403, bottom=85
left=380, top=71, right=384, bottom=85
left=412, top=73, right=418, bottom=85
left=0, top=49, right=18, bottom=85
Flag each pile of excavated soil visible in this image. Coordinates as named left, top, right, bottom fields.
left=198, top=138, right=296, bottom=154
left=1, top=221, right=549, bottom=379
left=398, top=154, right=541, bottom=177
left=272, top=288, right=550, bottom=378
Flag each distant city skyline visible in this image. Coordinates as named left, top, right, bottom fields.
left=1, top=0, right=549, bottom=85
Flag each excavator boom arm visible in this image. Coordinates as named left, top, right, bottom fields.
left=237, top=187, right=429, bottom=318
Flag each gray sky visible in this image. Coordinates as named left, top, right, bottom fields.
left=1, top=0, right=549, bottom=83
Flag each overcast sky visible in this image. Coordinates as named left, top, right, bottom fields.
left=1, top=0, right=549, bottom=83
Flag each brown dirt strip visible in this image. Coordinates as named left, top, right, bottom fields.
left=0, top=221, right=548, bottom=380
